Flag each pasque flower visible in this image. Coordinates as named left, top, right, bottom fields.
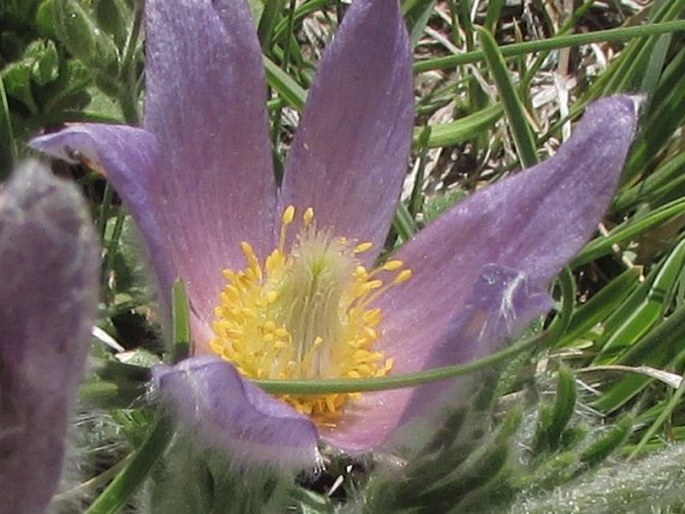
left=32, top=0, right=638, bottom=467
left=0, top=161, right=99, bottom=513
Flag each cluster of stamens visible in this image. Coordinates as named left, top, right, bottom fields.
left=210, top=206, right=411, bottom=426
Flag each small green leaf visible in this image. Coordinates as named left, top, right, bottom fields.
left=580, top=416, right=633, bottom=468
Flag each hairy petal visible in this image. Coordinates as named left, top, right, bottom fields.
left=32, top=123, right=229, bottom=353
left=278, top=0, right=414, bottom=262
left=323, top=265, right=551, bottom=451
left=376, top=95, right=638, bottom=374
left=325, top=96, right=637, bottom=451
left=30, top=126, right=175, bottom=299
left=145, top=0, right=277, bottom=266
left=152, top=357, right=321, bottom=469
left=0, top=161, right=99, bottom=513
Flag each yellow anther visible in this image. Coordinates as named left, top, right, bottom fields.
left=282, top=205, right=296, bottom=225
left=353, top=242, right=373, bottom=254
left=279, top=206, right=296, bottom=252
left=210, top=205, right=412, bottom=427
left=303, top=207, right=315, bottom=226
left=382, top=260, right=404, bottom=271
left=366, top=279, right=383, bottom=290
left=395, top=269, right=413, bottom=284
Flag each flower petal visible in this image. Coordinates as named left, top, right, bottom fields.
left=152, top=356, right=321, bottom=469
left=145, top=0, right=277, bottom=261
left=278, top=0, right=414, bottom=261
left=0, top=161, right=99, bottom=513
left=323, top=265, right=551, bottom=451
left=377, top=95, right=638, bottom=373
left=30, top=125, right=174, bottom=299
left=31, top=122, right=238, bottom=353
left=325, top=96, right=638, bottom=452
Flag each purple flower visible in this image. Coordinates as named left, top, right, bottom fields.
left=0, top=161, right=100, bottom=513
left=32, top=0, right=638, bottom=467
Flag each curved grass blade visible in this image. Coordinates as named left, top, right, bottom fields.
left=572, top=197, right=685, bottom=267
left=86, top=417, right=173, bottom=514
left=556, top=267, right=642, bottom=349
left=414, top=21, right=685, bottom=73
left=264, top=56, right=306, bottom=109
left=476, top=27, right=537, bottom=167
left=413, top=103, right=503, bottom=148
left=0, top=74, right=15, bottom=180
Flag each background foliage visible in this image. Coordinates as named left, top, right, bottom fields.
left=2, top=0, right=685, bottom=512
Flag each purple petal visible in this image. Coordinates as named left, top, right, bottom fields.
left=323, top=265, right=551, bottom=451
left=31, top=122, right=243, bottom=354
left=152, top=356, right=321, bottom=469
left=30, top=124, right=173, bottom=287
left=145, top=0, right=277, bottom=262
left=376, top=95, right=638, bottom=373
left=324, top=95, right=638, bottom=451
left=278, top=0, right=414, bottom=262
left=0, top=161, right=99, bottom=513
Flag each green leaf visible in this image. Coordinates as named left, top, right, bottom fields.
left=263, top=55, right=306, bottom=109
left=94, top=0, right=131, bottom=48
left=548, top=367, right=577, bottom=451
left=557, top=267, right=641, bottom=349
left=593, top=305, right=685, bottom=413
left=477, top=27, right=538, bottom=167
left=579, top=416, right=633, bottom=468
left=573, top=197, right=685, bottom=267
left=392, top=201, right=417, bottom=243
left=0, top=74, right=16, bottom=179
left=402, top=0, right=437, bottom=47
left=594, top=238, right=685, bottom=362
left=414, top=21, right=685, bottom=73
left=614, top=152, right=685, bottom=213
left=257, top=0, right=284, bottom=49
left=171, top=280, right=191, bottom=363
left=412, top=103, right=503, bottom=148
left=86, top=417, right=173, bottom=514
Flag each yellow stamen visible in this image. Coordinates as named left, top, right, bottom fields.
left=382, top=260, right=404, bottom=271
left=303, top=207, right=314, bottom=226
left=353, top=242, right=373, bottom=254
left=210, top=206, right=412, bottom=426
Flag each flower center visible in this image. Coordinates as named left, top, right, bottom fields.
left=210, top=206, right=411, bottom=426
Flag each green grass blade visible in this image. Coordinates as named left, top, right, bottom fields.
left=557, top=267, right=642, bottom=349
left=477, top=27, right=537, bottom=167
left=392, top=201, right=417, bottom=242
left=614, top=152, right=685, bottom=212
left=483, top=0, right=505, bottom=33
left=593, top=305, right=685, bottom=413
left=257, top=0, right=285, bottom=49
left=86, top=417, right=173, bottom=514
left=594, top=239, right=685, bottom=362
left=413, top=103, right=503, bottom=148
left=263, top=56, right=306, bottom=109
left=573, top=197, right=685, bottom=267
left=402, top=0, right=437, bottom=47
left=171, top=280, right=191, bottom=363
left=0, top=74, right=15, bottom=180
left=630, top=371, right=685, bottom=459
left=414, top=21, right=685, bottom=73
